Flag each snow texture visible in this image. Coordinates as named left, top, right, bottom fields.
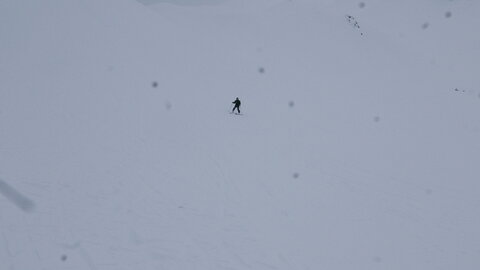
left=1, top=0, right=480, bottom=269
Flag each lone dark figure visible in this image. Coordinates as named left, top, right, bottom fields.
left=232, top=97, right=241, bottom=114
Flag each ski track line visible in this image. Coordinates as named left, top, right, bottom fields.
left=277, top=253, right=293, bottom=268
left=255, top=260, right=278, bottom=270
left=1, top=229, right=14, bottom=269
left=79, top=245, right=98, bottom=270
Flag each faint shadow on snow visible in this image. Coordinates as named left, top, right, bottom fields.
left=136, top=0, right=227, bottom=6
left=0, top=179, right=35, bottom=212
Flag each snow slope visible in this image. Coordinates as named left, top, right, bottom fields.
left=1, top=0, right=480, bottom=269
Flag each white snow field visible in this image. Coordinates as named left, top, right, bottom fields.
left=1, top=0, right=480, bottom=269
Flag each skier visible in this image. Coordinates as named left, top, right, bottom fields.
left=232, top=97, right=241, bottom=114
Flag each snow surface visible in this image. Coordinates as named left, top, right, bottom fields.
left=1, top=0, right=480, bottom=269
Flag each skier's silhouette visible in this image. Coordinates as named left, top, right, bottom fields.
left=232, top=97, right=241, bottom=114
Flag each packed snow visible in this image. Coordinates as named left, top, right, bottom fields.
left=1, top=0, right=480, bottom=269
